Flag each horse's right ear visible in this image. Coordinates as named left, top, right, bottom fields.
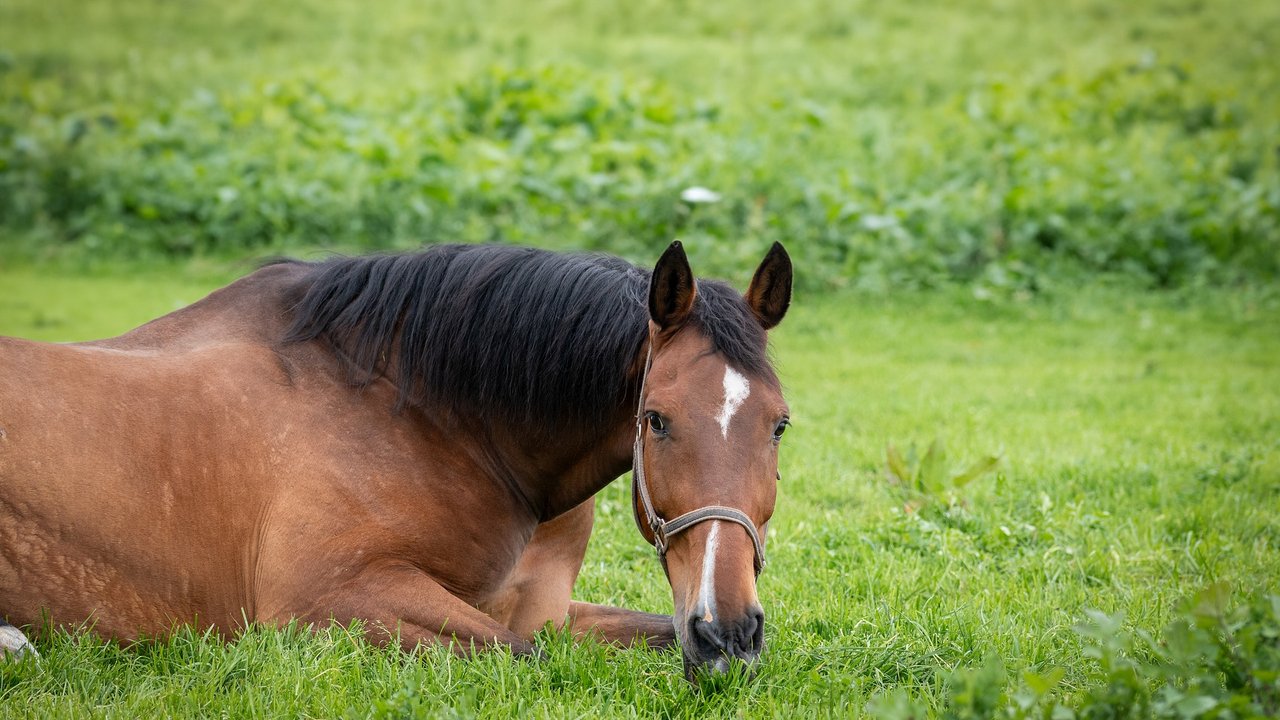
left=649, top=241, right=697, bottom=330
left=746, top=241, right=792, bottom=330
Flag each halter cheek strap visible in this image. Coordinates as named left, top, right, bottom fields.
left=630, top=338, right=767, bottom=577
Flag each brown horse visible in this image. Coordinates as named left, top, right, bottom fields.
left=0, top=241, right=791, bottom=677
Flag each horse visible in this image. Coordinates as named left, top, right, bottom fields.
left=0, top=240, right=792, bottom=678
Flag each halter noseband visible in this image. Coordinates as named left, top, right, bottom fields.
left=630, top=336, right=767, bottom=577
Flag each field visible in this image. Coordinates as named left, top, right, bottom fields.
left=2, top=0, right=1280, bottom=717
left=2, top=272, right=1278, bottom=717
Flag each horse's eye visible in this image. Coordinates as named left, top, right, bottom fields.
left=773, top=419, right=789, bottom=440
left=647, top=412, right=668, bottom=435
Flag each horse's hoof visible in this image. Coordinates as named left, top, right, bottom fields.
left=0, top=624, right=38, bottom=660
left=512, top=640, right=545, bottom=662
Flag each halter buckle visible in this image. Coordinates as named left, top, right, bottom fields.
left=650, top=517, right=669, bottom=555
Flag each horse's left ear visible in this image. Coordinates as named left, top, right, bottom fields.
left=746, top=242, right=792, bottom=330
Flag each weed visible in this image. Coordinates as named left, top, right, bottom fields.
left=885, top=438, right=1000, bottom=512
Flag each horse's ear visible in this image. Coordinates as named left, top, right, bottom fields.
left=649, top=241, right=697, bottom=330
left=746, top=242, right=792, bottom=330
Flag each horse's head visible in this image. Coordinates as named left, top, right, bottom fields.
left=632, top=241, right=791, bottom=679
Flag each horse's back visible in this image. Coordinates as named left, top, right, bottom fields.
left=79, top=261, right=308, bottom=352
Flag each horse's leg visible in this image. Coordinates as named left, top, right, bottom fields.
left=0, top=621, right=37, bottom=659
left=294, top=562, right=537, bottom=656
left=481, top=499, right=677, bottom=649
left=480, top=499, right=593, bottom=638
left=566, top=601, right=675, bottom=648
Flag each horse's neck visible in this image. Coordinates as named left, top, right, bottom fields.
left=524, top=345, right=649, bottom=519
left=528, top=407, right=638, bottom=520
left=102, top=261, right=644, bottom=522
left=367, top=319, right=646, bottom=522
left=424, top=398, right=636, bottom=523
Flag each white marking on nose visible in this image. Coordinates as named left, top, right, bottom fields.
left=700, top=521, right=721, bottom=622
left=717, top=367, right=750, bottom=439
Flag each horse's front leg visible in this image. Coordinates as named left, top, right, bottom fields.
left=286, top=561, right=537, bottom=656
left=480, top=498, right=676, bottom=649
left=566, top=601, right=676, bottom=648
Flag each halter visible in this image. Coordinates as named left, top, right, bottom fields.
left=630, top=335, right=767, bottom=577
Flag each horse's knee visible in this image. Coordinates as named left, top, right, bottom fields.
left=482, top=499, right=595, bottom=637
left=0, top=622, right=38, bottom=660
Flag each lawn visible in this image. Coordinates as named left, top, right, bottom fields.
left=1, top=269, right=1277, bottom=717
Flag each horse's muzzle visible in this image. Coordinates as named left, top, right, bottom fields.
left=681, top=607, right=765, bottom=677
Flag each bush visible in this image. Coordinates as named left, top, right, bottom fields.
left=2, top=12, right=1277, bottom=290
left=870, top=586, right=1280, bottom=719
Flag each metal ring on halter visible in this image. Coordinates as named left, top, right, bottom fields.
left=629, top=336, right=767, bottom=577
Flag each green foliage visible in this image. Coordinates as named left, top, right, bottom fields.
left=2, top=0, right=1279, bottom=289
left=1066, top=586, right=1280, bottom=719
left=0, top=64, right=707, bottom=258
left=885, top=437, right=1001, bottom=510
left=866, top=589, right=1280, bottom=720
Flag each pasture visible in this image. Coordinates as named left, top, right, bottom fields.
left=1, top=270, right=1278, bottom=717
left=2, top=0, right=1279, bottom=716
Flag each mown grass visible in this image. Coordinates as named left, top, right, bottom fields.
left=1, top=270, right=1277, bottom=717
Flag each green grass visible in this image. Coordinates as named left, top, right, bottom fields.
left=1, top=270, right=1277, bottom=717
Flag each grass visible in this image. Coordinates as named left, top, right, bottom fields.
left=1, top=269, right=1277, bottom=717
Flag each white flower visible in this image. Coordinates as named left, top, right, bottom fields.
left=861, top=214, right=897, bottom=230
left=680, top=186, right=721, bottom=204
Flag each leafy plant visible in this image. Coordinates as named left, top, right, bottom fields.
left=2, top=0, right=1278, bottom=291
left=885, top=437, right=1000, bottom=511
left=890, top=586, right=1280, bottom=719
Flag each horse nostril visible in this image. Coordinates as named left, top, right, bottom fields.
left=739, top=608, right=765, bottom=656
left=688, top=615, right=725, bottom=658
left=686, top=610, right=765, bottom=666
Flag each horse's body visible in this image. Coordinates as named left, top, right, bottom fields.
left=0, top=243, right=791, bottom=676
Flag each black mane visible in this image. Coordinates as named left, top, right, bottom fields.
left=281, top=244, right=772, bottom=432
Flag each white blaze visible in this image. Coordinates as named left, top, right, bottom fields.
left=700, top=520, right=722, bottom=622
left=717, top=366, right=751, bottom=439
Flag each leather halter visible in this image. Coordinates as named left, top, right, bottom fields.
left=630, top=336, right=767, bottom=577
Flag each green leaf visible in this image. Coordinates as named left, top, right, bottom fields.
left=1191, top=581, right=1231, bottom=626
left=1173, top=694, right=1217, bottom=718
left=952, top=455, right=1000, bottom=488
left=1023, top=666, right=1066, bottom=695
left=917, top=437, right=947, bottom=493
left=886, top=443, right=911, bottom=484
